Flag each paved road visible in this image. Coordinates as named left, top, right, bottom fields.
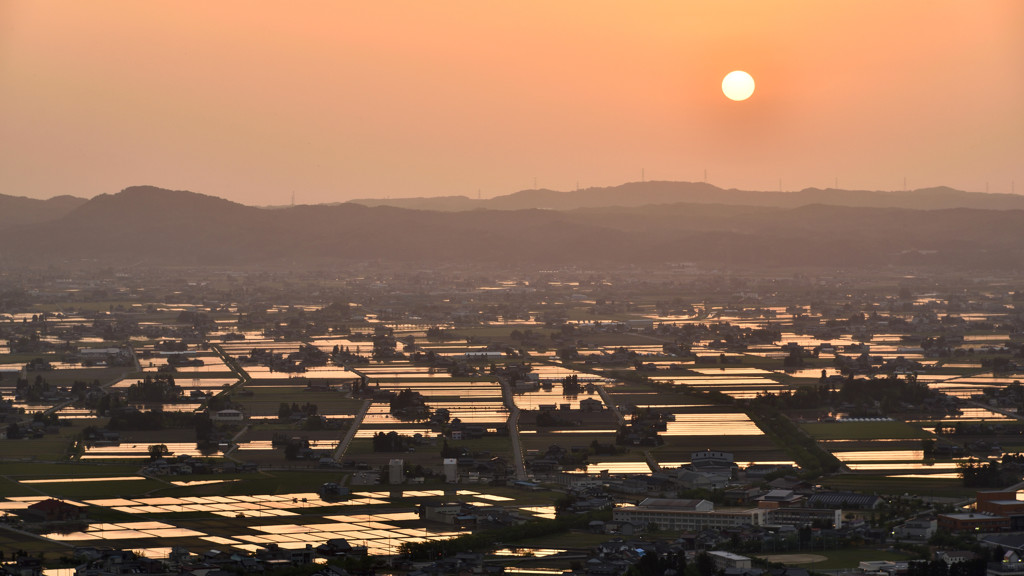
left=597, top=385, right=625, bottom=425
left=221, top=424, right=251, bottom=461
left=333, top=399, right=371, bottom=462
left=40, top=367, right=132, bottom=422
left=965, top=399, right=1023, bottom=421
left=644, top=450, right=661, bottom=473
left=501, top=380, right=528, bottom=480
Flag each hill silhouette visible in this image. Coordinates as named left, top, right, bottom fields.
left=0, top=193, right=87, bottom=226
left=350, top=181, right=1024, bottom=212
left=2, top=185, right=1022, bottom=269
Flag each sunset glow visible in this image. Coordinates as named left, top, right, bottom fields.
left=722, top=71, right=755, bottom=101
left=1, top=1, right=1021, bottom=203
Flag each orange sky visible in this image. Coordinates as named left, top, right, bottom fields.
left=1, top=1, right=1021, bottom=204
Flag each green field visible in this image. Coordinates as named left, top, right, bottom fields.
left=233, top=386, right=366, bottom=418
left=23, top=367, right=130, bottom=389
left=516, top=529, right=615, bottom=549
left=0, top=430, right=84, bottom=461
left=771, top=547, right=914, bottom=569
left=820, top=473, right=973, bottom=498
left=801, top=421, right=928, bottom=440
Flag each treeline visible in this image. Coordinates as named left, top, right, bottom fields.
left=752, top=374, right=946, bottom=415
left=958, top=454, right=1024, bottom=487
left=906, top=559, right=986, bottom=576
left=836, top=374, right=933, bottom=408
left=389, top=389, right=430, bottom=421
left=125, top=376, right=181, bottom=403
left=372, top=431, right=416, bottom=452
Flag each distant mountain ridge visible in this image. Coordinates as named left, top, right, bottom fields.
left=0, top=193, right=87, bottom=226
left=349, top=181, right=1024, bottom=212
left=2, top=184, right=1023, bottom=270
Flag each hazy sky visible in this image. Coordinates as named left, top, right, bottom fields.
left=2, top=1, right=1022, bottom=205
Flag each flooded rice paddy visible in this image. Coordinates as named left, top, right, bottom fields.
left=6, top=282, right=1024, bottom=572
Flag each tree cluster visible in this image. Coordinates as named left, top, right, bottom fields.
left=125, top=376, right=182, bottom=403
left=389, top=388, right=430, bottom=421
left=906, top=559, right=986, bottom=576
left=372, top=431, right=415, bottom=452
left=278, top=402, right=319, bottom=420
left=958, top=455, right=1024, bottom=487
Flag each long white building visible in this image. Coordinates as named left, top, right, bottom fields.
left=612, top=498, right=765, bottom=531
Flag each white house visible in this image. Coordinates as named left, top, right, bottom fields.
left=210, top=409, right=245, bottom=422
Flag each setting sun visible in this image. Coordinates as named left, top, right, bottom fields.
left=722, top=70, right=755, bottom=101
left=1, top=2, right=1020, bottom=200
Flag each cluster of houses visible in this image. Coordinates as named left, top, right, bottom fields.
left=9, top=446, right=1024, bottom=576
left=0, top=542, right=367, bottom=576
left=551, top=450, right=799, bottom=494
left=71, top=345, right=136, bottom=368
left=417, top=500, right=536, bottom=529
left=142, top=454, right=254, bottom=476
left=930, top=488, right=1024, bottom=534
left=239, top=346, right=327, bottom=374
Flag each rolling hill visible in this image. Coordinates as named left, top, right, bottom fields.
left=349, top=181, right=1024, bottom=212
left=0, top=193, right=87, bottom=226
left=2, top=185, right=1022, bottom=270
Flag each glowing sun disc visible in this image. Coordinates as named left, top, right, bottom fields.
left=722, top=70, right=755, bottom=101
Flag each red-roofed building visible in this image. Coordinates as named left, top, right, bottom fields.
left=23, top=498, right=81, bottom=522
left=977, top=490, right=1024, bottom=516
